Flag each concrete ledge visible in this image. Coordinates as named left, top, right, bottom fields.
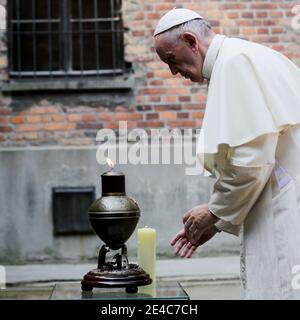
left=5, top=256, right=240, bottom=285
left=1, top=76, right=134, bottom=92
left=157, top=256, right=240, bottom=282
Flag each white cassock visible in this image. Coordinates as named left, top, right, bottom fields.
left=197, top=34, right=300, bottom=299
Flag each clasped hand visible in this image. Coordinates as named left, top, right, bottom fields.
left=170, top=204, right=219, bottom=258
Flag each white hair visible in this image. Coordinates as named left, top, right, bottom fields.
left=158, top=18, right=212, bottom=43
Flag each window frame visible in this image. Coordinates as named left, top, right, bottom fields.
left=6, top=0, right=126, bottom=80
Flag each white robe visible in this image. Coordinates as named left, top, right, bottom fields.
left=197, top=35, right=300, bottom=299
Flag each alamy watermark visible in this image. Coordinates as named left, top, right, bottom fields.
left=0, top=266, right=6, bottom=289
left=292, top=265, right=300, bottom=290
left=95, top=121, right=207, bottom=176
left=292, top=5, right=300, bottom=30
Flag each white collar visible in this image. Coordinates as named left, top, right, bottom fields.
left=202, top=34, right=226, bottom=80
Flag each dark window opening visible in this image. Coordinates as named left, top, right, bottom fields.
left=52, top=187, right=95, bottom=236
left=7, top=0, right=126, bottom=80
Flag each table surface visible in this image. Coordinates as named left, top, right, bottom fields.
left=50, top=281, right=190, bottom=300
left=0, top=280, right=189, bottom=300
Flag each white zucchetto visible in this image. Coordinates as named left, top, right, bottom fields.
left=153, top=8, right=203, bottom=36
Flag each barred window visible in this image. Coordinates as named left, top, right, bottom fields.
left=7, top=0, right=126, bottom=79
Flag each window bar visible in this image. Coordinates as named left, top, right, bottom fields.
left=16, top=0, right=22, bottom=78
left=9, top=28, right=122, bottom=35
left=10, top=69, right=120, bottom=76
left=115, top=0, right=120, bottom=72
left=121, top=2, right=126, bottom=75
left=59, top=0, right=63, bottom=77
left=10, top=30, right=63, bottom=35
left=11, top=19, right=60, bottom=23
left=47, top=0, right=53, bottom=77
left=61, top=0, right=69, bottom=80
left=32, top=0, right=37, bottom=78
left=70, top=17, right=119, bottom=23
left=110, top=0, right=116, bottom=77
left=78, top=0, right=84, bottom=78
left=8, top=1, right=14, bottom=77
left=94, top=0, right=100, bottom=77
left=116, top=0, right=124, bottom=74
left=69, top=0, right=73, bottom=75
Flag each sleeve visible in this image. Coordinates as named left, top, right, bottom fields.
left=210, top=133, right=278, bottom=236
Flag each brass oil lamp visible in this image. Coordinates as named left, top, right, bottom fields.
left=81, top=159, right=152, bottom=293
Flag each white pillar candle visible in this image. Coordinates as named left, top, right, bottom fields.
left=137, top=227, right=156, bottom=290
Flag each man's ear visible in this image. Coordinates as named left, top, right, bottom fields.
left=181, top=32, right=198, bottom=51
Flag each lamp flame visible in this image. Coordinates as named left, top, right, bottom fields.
left=106, top=158, right=115, bottom=170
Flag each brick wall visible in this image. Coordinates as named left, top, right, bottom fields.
left=0, top=0, right=299, bottom=147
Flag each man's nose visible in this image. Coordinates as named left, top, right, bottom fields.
left=169, top=64, right=178, bottom=75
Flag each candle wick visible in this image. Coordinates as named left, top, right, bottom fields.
left=108, top=164, right=115, bottom=172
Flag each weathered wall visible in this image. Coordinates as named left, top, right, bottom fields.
left=0, top=0, right=299, bottom=146
left=0, top=1, right=299, bottom=263
left=0, top=147, right=239, bottom=264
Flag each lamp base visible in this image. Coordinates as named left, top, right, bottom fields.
left=81, top=264, right=152, bottom=293
left=81, top=244, right=152, bottom=293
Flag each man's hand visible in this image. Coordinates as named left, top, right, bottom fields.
left=170, top=226, right=219, bottom=258
left=183, top=203, right=219, bottom=245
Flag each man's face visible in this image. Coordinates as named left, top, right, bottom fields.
left=154, top=32, right=205, bottom=83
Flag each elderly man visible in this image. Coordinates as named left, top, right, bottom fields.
left=154, top=8, right=300, bottom=299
